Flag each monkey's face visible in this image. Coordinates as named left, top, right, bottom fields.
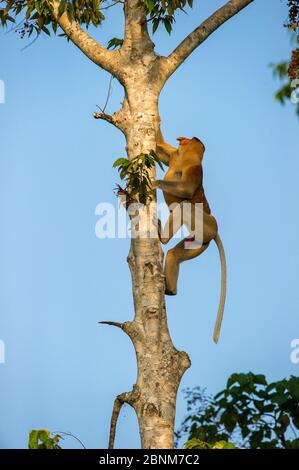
left=176, top=136, right=205, bottom=159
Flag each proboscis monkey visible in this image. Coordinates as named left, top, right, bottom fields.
left=152, top=131, right=227, bottom=343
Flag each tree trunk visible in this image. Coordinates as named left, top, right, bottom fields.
left=104, top=89, right=191, bottom=449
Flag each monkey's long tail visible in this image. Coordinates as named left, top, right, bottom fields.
left=213, top=234, right=227, bottom=343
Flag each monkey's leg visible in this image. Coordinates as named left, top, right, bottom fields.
left=157, top=204, right=183, bottom=244
left=164, top=211, right=218, bottom=295
left=184, top=207, right=218, bottom=247
left=165, top=239, right=210, bottom=295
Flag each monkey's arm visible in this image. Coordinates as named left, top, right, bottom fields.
left=155, top=129, right=176, bottom=166
left=154, top=165, right=202, bottom=199
left=154, top=180, right=195, bottom=198
left=155, top=145, right=173, bottom=166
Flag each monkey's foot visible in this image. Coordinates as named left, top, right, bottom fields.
left=165, top=288, right=177, bottom=296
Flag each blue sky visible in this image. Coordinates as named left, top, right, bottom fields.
left=0, top=0, right=298, bottom=449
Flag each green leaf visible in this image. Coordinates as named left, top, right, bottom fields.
left=58, top=0, right=67, bottom=18
left=152, top=18, right=159, bottom=34
left=227, top=373, right=241, bottom=388
left=287, top=438, right=299, bottom=449
left=113, top=157, right=129, bottom=168
left=42, top=25, right=51, bottom=36
left=254, top=374, right=267, bottom=385
left=272, top=393, right=289, bottom=406
left=163, top=18, right=172, bottom=34
left=38, top=429, right=50, bottom=444
left=184, top=438, right=210, bottom=449
left=249, top=429, right=264, bottom=448
left=146, top=0, right=155, bottom=12
left=107, top=37, right=124, bottom=50
left=67, top=3, right=74, bottom=21
left=262, top=404, right=276, bottom=413
left=120, top=168, right=128, bottom=180
left=37, top=16, right=44, bottom=28
left=212, top=440, right=237, bottom=449
left=35, top=1, right=42, bottom=15
left=150, top=150, right=164, bottom=170
left=52, top=21, right=58, bottom=34
left=278, top=413, right=290, bottom=430
left=28, top=430, right=39, bottom=449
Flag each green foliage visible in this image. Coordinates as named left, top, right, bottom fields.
left=184, top=438, right=210, bottom=449
left=28, top=429, right=86, bottom=449
left=178, top=373, right=299, bottom=449
left=270, top=30, right=299, bottom=118
left=184, top=438, right=237, bottom=449
left=143, top=0, right=193, bottom=34
left=213, top=440, right=237, bottom=449
left=28, top=429, right=61, bottom=449
left=0, top=0, right=194, bottom=39
left=285, top=0, right=299, bottom=29
left=113, top=150, right=163, bottom=205
left=0, top=0, right=105, bottom=38
left=271, top=59, right=299, bottom=117
left=271, top=61, right=290, bottom=80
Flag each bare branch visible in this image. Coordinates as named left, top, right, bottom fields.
left=93, top=110, right=125, bottom=132
left=108, top=395, right=125, bottom=449
left=165, top=0, right=254, bottom=77
left=99, top=320, right=124, bottom=329
left=93, top=111, right=117, bottom=125
left=99, top=320, right=145, bottom=343
left=100, top=0, right=124, bottom=11
left=52, top=430, right=86, bottom=449
left=108, top=387, right=140, bottom=449
left=52, top=1, right=119, bottom=74
left=93, top=99, right=130, bottom=133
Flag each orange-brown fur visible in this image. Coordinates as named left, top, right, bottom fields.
left=153, top=131, right=226, bottom=343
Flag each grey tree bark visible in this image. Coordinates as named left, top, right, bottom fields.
left=55, top=0, right=254, bottom=449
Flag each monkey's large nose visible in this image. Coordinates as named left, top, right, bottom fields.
left=177, top=137, right=191, bottom=145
